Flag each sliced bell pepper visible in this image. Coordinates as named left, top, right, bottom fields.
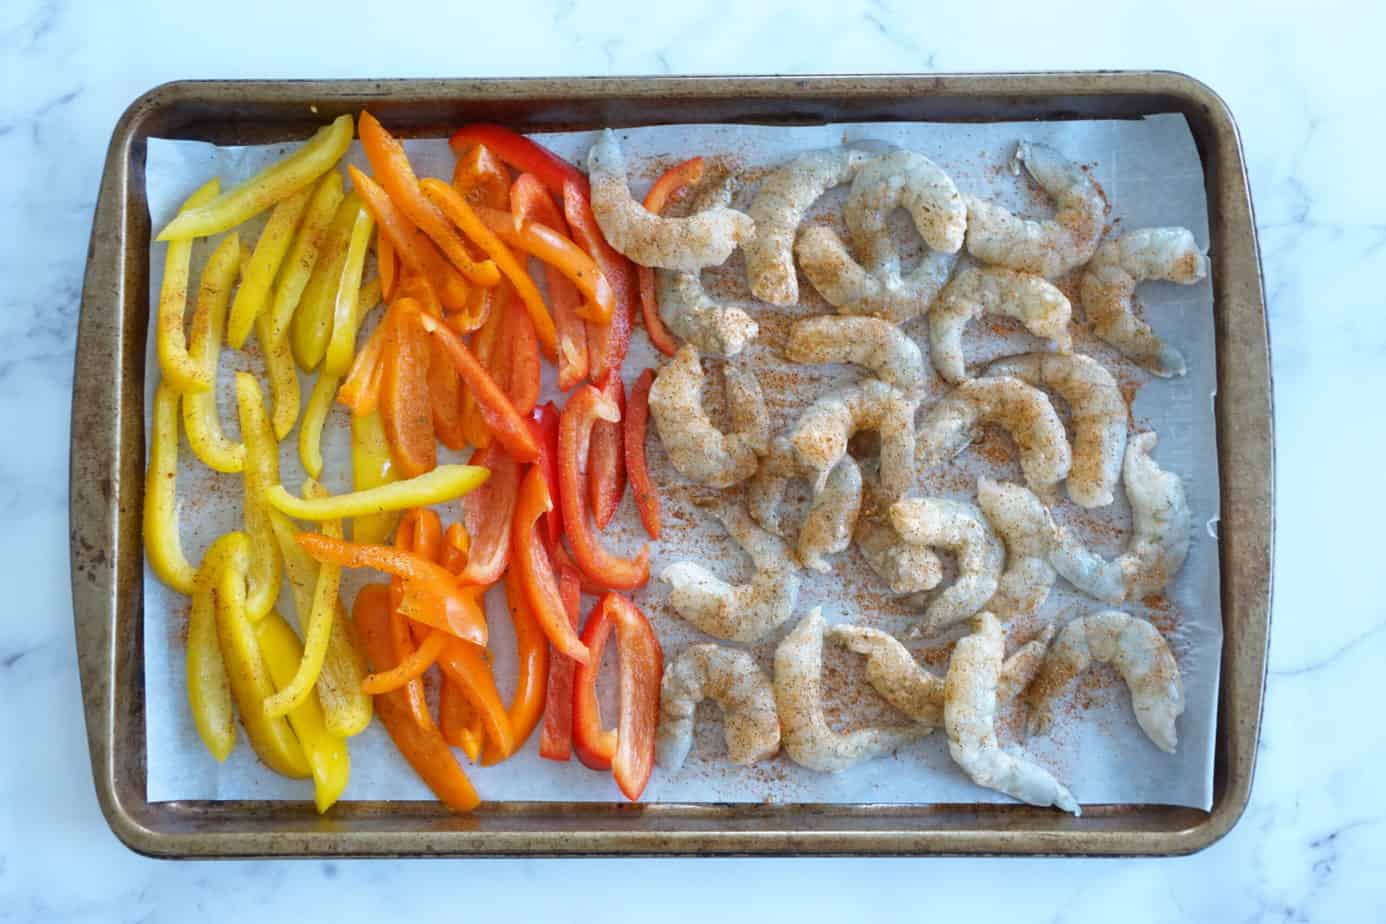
left=483, top=566, right=552, bottom=764
left=448, top=124, right=588, bottom=199
left=501, top=295, right=541, bottom=416
left=447, top=280, right=496, bottom=335
left=234, top=373, right=283, bottom=623
left=635, top=157, right=704, bottom=357
left=625, top=368, right=661, bottom=539
left=323, top=207, right=378, bottom=377
left=530, top=401, right=564, bottom=547
left=588, top=371, right=627, bottom=530
left=456, top=444, right=520, bottom=586
left=452, top=142, right=511, bottom=210
left=442, top=521, right=471, bottom=574
left=551, top=540, right=610, bottom=596
left=144, top=382, right=197, bottom=593
left=510, top=174, right=588, bottom=388
left=561, top=180, right=635, bottom=381
left=428, top=335, right=467, bottom=451
left=292, top=192, right=361, bottom=371
left=183, top=232, right=245, bottom=473
left=435, top=632, right=517, bottom=761
left=336, top=308, right=390, bottom=417
left=354, top=583, right=480, bottom=812
left=440, top=675, right=484, bottom=761
left=472, top=204, right=615, bottom=324
left=266, top=171, right=346, bottom=346
left=298, top=371, right=340, bottom=481
left=156, top=178, right=221, bottom=392
left=458, top=290, right=507, bottom=449
left=379, top=297, right=437, bottom=477
left=512, top=465, right=589, bottom=663
left=188, top=537, right=236, bottom=761
left=572, top=592, right=663, bottom=800
left=559, top=386, right=650, bottom=590
left=348, top=410, right=400, bottom=545
left=378, top=231, right=397, bottom=300
left=158, top=114, right=352, bottom=241
left=227, top=184, right=312, bottom=350
left=416, top=309, right=541, bottom=462
left=256, top=310, right=301, bottom=441
left=389, top=510, right=443, bottom=731
left=360, top=627, right=446, bottom=694
left=538, top=560, right=582, bottom=762
left=266, top=463, right=488, bottom=521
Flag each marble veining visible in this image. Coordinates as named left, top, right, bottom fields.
left=2, top=0, right=1383, bottom=919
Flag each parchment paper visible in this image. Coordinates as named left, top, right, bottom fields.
left=143, top=114, right=1220, bottom=808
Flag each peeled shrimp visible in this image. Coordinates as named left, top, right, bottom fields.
left=789, top=378, right=917, bottom=500
left=929, top=267, right=1073, bottom=384
left=795, top=224, right=956, bottom=324
left=656, top=644, right=781, bottom=771
left=660, top=505, right=801, bottom=644
left=1027, top=610, right=1184, bottom=753
left=976, top=476, right=1057, bottom=618
left=746, top=435, right=799, bottom=537
left=846, top=150, right=968, bottom=261
left=587, top=129, right=754, bottom=271
left=797, top=456, right=863, bottom=573
left=830, top=624, right=1054, bottom=728
left=854, top=513, right=943, bottom=595
left=774, top=608, right=928, bottom=772
left=945, top=612, right=1080, bottom=813
left=915, top=376, right=1072, bottom=498
left=784, top=315, right=926, bottom=392
left=745, top=147, right=872, bottom=306
left=964, top=141, right=1105, bottom=279
left=1081, top=227, right=1209, bottom=378
left=648, top=345, right=768, bottom=489
left=889, top=497, right=1005, bottom=635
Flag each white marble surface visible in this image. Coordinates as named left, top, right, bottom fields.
left=2, top=0, right=1381, bottom=919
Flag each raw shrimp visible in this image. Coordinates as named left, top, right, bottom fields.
left=964, top=141, right=1105, bottom=279
left=1026, top=610, right=1184, bottom=753
left=789, top=378, right=917, bottom=500
left=976, top=477, right=1058, bottom=618
left=773, top=609, right=928, bottom=772
left=795, top=224, right=956, bottom=324
left=746, top=435, right=799, bottom=537
left=656, top=644, right=781, bottom=771
left=655, top=270, right=759, bottom=357
left=830, top=624, right=1055, bottom=728
left=587, top=129, right=754, bottom=271
left=745, top=147, right=872, bottom=305
left=915, top=376, right=1072, bottom=499
left=784, top=315, right=926, bottom=392
left=985, top=352, right=1127, bottom=508
left=944, top=612, right=1080, bottom=813
left=889, top=497, right=1005, bottom=635
left=929, top=267, right=1073, bottom=384
left=854, top=513, right=944, bottom=595
left=846, top=150, right=968, bottom=262
left=660, top=505, right=801, bottom=644
left=797, top=456, right=863, bottom=573
left=648, top=345, right=768, bottom=489
left=1081, top=227, right=1209, bottom=378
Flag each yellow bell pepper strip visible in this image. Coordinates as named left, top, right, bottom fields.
left=182, top=233, right=246, bottom=473
left=255, top=311, right=300, bottom=441
left=143, top=381, right=197, bottom=593
left=323, top=208, right=377, bottom=377
left=440, top=676, right=484, bottom=761
left=268, top=463, right=489, bottom=522
left=227, top=185, right=313, bottom=349
left=298, top=371, right=340, bottom=480
left=212, top=531, right=311, bottom=778
left=354, top=583, right=481, bottom=812
left=187, top=536, right=237, bottom=762
left=360, top=628, right=446, bottom=694
left=255, top=611, right=351, bottom=813
left=472, top=203, right=615, bottom=324
left=266, top=171, right=345, bottom=346
left=419, top=177, right=557, bottom=358
left=157, top=115, right=353, bottom=241
left=349, top=411, right=399, bottom=544
left=480, top=566, right=551, bottom=765
left=293, top=193, right=362, bottom=370
left=156, top=178, right=221, bottom=392
left=233, top=373, right=283, bottom=621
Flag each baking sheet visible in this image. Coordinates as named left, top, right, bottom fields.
left=142, top=114, right=1220, bottom=809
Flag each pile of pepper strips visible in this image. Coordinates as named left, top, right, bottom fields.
left=145, top=112, right=702, bottom=810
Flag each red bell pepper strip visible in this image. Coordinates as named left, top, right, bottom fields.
left=511, top=465, right=589, bottom=663
left=501, top=295, right=541, bottom=416
left=379, top=297, right=437, bottom=478
left=511, top=174, right=588, bottom=389
left=354, top=583, right=480, bottom=812
left=452, top=143, right=511, bottom=210
left=635, top=157, right=705, bottom=357
left=482, top=566, right=552, bottom=765
left=551, top=540, right=607, bottom=596
left=588, top=371, right=627, bottom=530
left=449, top=124, right=588, bottom=199
left=563, top=181, right=635, bottom=380
left=413, top=308, right=540, bottom=463
left=530, top=402, right=563, bottom=547
left=558, top=386, right=650, bottom=590
left=539, top=560, right=582, bottom=762
left=439, top=675, right=484, bottom=761
left=456, top=443, right=520, bottom=586
left=624, top=368, right=661, bottom=539
left=572, top=592, right=663, bottom=799
left=436, top=632, right=516, bottom=760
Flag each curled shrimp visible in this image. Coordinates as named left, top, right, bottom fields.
left=854, top=512, right=943, bottom=595
left=789, top=378, right=917, bottom=501
left=1081, top=227, right=1209, bottom=378
left=588, top=129, right=754, bottom=271
left=774, top=608, right=928, bottom=772
left=795, top=225, right=956, bottom=324
left=889, top=497, right=1005, bottom=635
left=797, top=456, right=863, bottom=573
left=785, top=315, right=926, bottom=392
left=656, top=643, right=781, bottom=771
left=846, top=150, right=967, bottom=260
left=916, top=375, right=1072, bottom=499
left=648, top=345, right=768, bottom=488
left=830, top=623, right=1055, bottom=728
left=945, top=612, right=1080, bottom=813
left=660, top=505, right=801, bottom=644
left=1027, top=609, right=1184, bottom=753
left=745, top=147, right=872, bottom=306
left=964, top=141, right=1105, bottom=279
left=746, top=435, right=799, bottom=537
left=976, top=476, right=1058, bottom=618
left=929, top=266, right=1073, bottom=384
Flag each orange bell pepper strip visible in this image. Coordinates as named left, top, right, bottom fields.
left=562, top=180, right=635, bottom=381
left=378, top=232, right=397, bottom=300
left=501, top=297, right=541, bottom=416
left=572, top=592, right=663, bottom=800
left=396, top=268, right=445, bottom=320
left=449, top=124, right=587, bottom=199
left=558, top=386, right=650, bottom=590
left=472, top=204, right=615, bottom=326
left=481, top=566, right=552, bottom=765
left=440, top=676, right=484, bottom=761
left=415, top=308, right=540, bottom=463
left=510, top=174, right=588, bottom=389
left=458, top=291, right=507, bottom=449
left=418, top=177, right=557, bottom=358
left=297, top=532, right=486, bottom=646
left=635, top=157, right=704, bottom=357
left=389, top=510, right=444, bottom=729
left=624, top=368, right=661, bottom=539
left=354, top=583, right=480, bottom=812
left=456, top=444, right=520, bottom=586
left=435, top=633, right=516, bottom=760
left=588, top=371, right=626, bottom=530
left=539, top=560, right=582, bottom=762
left=378, top=298, right=437, bottom=478
left=446, top=282, right=496, bottom=335
left=530, top=402, right=564, bottom=547
left=512, top=466, right=589, bottom=663
left=428, top=336, right=467, bottom=451
left=443, top=520, right=471, bottom=572
left=361, top=625, right=447, bottom=695
left=452, top=143, right=511, bottom=210
left=357, top=111, right=499, bottom=288
left=336, top=306, right=391, bottom=416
